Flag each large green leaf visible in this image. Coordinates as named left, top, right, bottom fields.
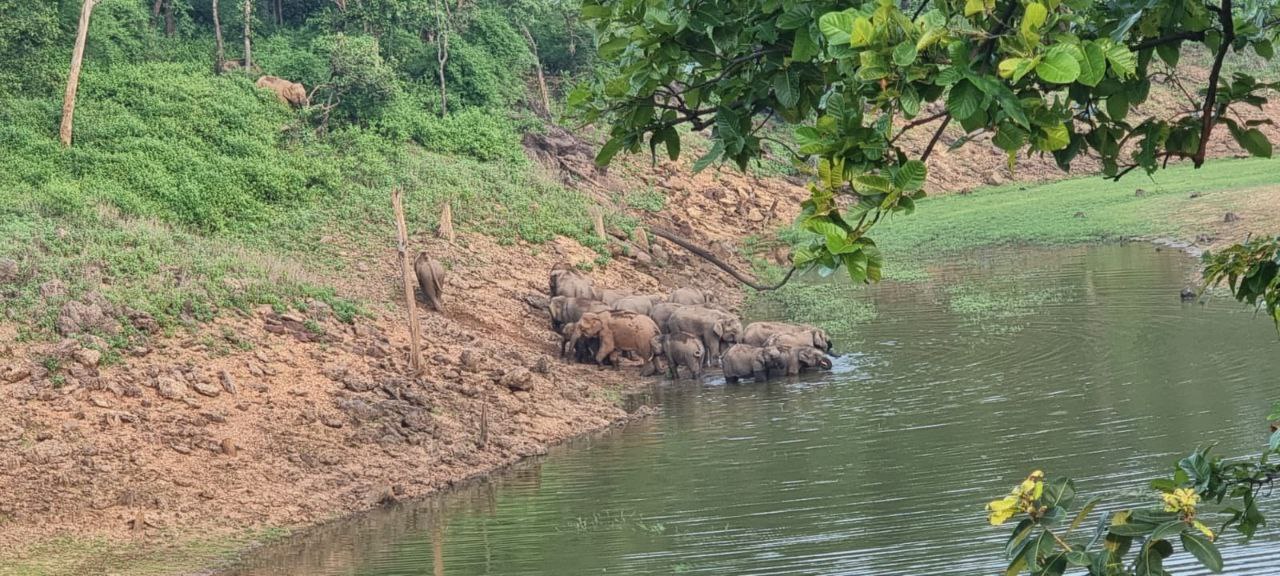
left=1148, top=520, right=1186, bottom=542
left=774, top=70, right=800, bottom=109
left=1035, top=45, right=1081, bottom=84
left=894, top=160, right=927, bottom=192
left=1101, top=40, right=1137, bottom=78
left=893, top=41, right=918, bottom=66
left=819, top=10, right=855, bottom=46
left=947, top=79, right=982, bottom=120
left=1020, top=2, right=1047, bottom=43
left=1230, top=125, right=1273, bottom=158
left=1180, top=531, right=1224, bottom=573
left=850, top=17, right=875, bottom=47
left=1076, top=42, right=1106, bottom=87
left=993, top=122, right=1028, bottom=151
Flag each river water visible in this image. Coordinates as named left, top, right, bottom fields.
left=227, top=244, right=1280, bottom=575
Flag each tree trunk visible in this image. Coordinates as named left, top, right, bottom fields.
left=275, top=0, right=282, bottom=25
left=212, top=0, right=225, bottom=73
left=333, top=0, right=346, bottom=11
left=242, top=0, right=252, bottom=70
left=519, top=24, right=551, bottom=118
left=60, top=0, right=97, bottom=148
left=436, top=11, right=449, bottom=116
left=163, top=0, right=174, bottom=37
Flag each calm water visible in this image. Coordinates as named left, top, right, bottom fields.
left=228, top=244, right=1280, bottom=575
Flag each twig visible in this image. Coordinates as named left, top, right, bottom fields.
left=648, top=227, right=798, bottom=290
left=1193, top=0, right=1235, bottom=167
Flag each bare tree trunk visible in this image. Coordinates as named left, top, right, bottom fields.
left=275, top=0, right=282, bottom=25
left=242, top=0, right=252, bottom=69
left=437, top=203, right=455, bottom=243
left=333, top=0, right=346, bottom=10
left=163, top=0, right=175, bottom=36
left=391, top=188, right=424, bottom=375
left=212, top=0, right=225, bottom=73
left=436, top=9, right=449, bottom=116
left=519, top=24, right=551, bottom=118
left=60, top=0, right=97, bottom=148
left=152, top=0, right=164, bottom=18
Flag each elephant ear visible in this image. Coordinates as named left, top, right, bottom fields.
left=713, top=321, right=725, bottom=339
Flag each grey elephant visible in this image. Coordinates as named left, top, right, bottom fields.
left=414, top=252, right=445, bottom=311
left=770, top=344, right=834, bottom=376
left=549, top=296, right=610, bottom=330
left=612, top=294, right=660, bottom=316
left=549, top=265, right=597, bottom=299
left=720, top=344, right=786, bottom=384
left=648, top=302, right=685, bottom=332
left=745, top=321, right=833, bottom=352
left=669, top=287, right=711, bottom=305
left=559, top=321, right=601, bottom=364
left=665, top=306, right=743, bottom=365
left=652, top=332, right=705, bottom=380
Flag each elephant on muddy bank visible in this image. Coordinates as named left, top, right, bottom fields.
left=549, top=265, right=598, bottom=300
left=577, top=311, right=662, bottom=375
left=414, top=253, right=445, bottom=311
left=652, top=332, right=705, bottom=380
left=669, top=287, right=713, bottom=306
left=720, top=344, right=786, bottom=383
left=548, top=296, right=610, bottom=330
left=665, top=306, right=742, bottom=365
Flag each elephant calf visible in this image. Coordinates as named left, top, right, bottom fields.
left=666, top=306, right=743, bottom=366
left=669, top=287, right=712, bottom=305
left=720, top=344, right=786, bottom=384
left=559, top=321, right=600, bottom=364
left=256, top=75, right=309, bottom=107
left=652, top=332, right=705, bottom=380
left=414, top=253, right=445, bottom=312
left=577, top=311, right=662, bottom=375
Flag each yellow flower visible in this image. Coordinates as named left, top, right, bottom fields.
left=986, top=470, right=1046, bottom=526
left=1193, top=520, right=1216, bottom=541
left=1161, top=488, right=1200, bottom=515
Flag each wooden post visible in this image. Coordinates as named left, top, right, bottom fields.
left=633, top=227, right=650, bottom=253
left=60, top=0, right=97, bottom=148
left=589, top=206, right=607, bottom=242
left=242, top=0, right=252, bottom=69
left=392, top=188, right=424, bottom=374
left=437, top=203, right=455, bottom=242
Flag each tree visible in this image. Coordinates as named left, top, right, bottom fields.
left=242, top=0, right=252, bottom=69
left=576, top=0, right=1280, bottom=290
left=212, top=0, right=225, bottom=73
left=435, top=0, right=450, bottom=115
left=59, top=0, right=97, bottom=148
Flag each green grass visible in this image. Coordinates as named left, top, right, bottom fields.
left=0, top=59, right=604, bottom=346
left=873, top=157, right=1279, bottom=258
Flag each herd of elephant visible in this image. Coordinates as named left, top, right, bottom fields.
left=546, top=264, right=836, bottom=383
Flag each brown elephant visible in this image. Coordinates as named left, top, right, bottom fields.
left=745, top=321, right=833, bottom=352
left=669, top=287, right=711, bottom=306
left=720, top=344, right=786, bottom=384
left=649, top=302, right=685, bottom=332
left=256, top=75, right=309, bottom=107
left=652, top=332, right=705, bottom=380
left=549, top=267, right=597, bottom=299
left=548, top=296, right=610, bottom=330
left=770, top=345, right=834, bottom=376
left=665, top=306, right=743, bottom=366
left=577, top=311, right=661, bottom=375
left=414, top=253, right=445, bottom=311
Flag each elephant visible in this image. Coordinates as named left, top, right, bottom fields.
left=770, top=345, right=834, bottom=376
left=255, top=75, right=309, bottom=107
left=559, top=321, right=600, bottom=364
left=720, top=344, right=786, bottom=384
left=550, top=267, right=597, bottom=299
left=652, top=332, right=705, bottom=380
left=596, top=288, right=633, bottom=305
left=669, top=287, right=711, bottom=306
left=744, top=321, right=833, bottom=352
left=762, top=329, right=833, bottom=353
left=577, top=311, right=661, bottom=375
left=414, top=252, right=445, bottom=311
left=665, top=306, right=743, bottom=365
left=612, top=295, right=659, bottom=316
left=548, top=296, right=610, bottom=331
left=648, top=302, right=685, bottom=332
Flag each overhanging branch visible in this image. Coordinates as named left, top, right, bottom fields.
left=648, top=227, right=797, bottom=291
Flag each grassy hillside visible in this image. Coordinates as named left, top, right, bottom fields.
left=0, top=1, right=609, bottom=348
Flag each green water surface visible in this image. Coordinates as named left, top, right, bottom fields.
left=228, top=244, right=1280, bottom=575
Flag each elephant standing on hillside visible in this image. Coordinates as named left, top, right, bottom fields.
left=720, top=344, right=786, bottom=383
left=577, top=311, right=661, bottom=375
left=548, top=296, right=610, bottom=331
left=550, top=266, right=597, bottom=299
left=648, top=302, right=684, bottom=332
left=652, top=332, right=705, bottom=380
left=414, top=253, right=445, bottom=312
left=256, top=75, right=309, bottom=107
left=744, top=321, right=834, bottom=352
left=612, top=294, right=663, bottom=316
left=665, top=306, right=742, bottom=365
